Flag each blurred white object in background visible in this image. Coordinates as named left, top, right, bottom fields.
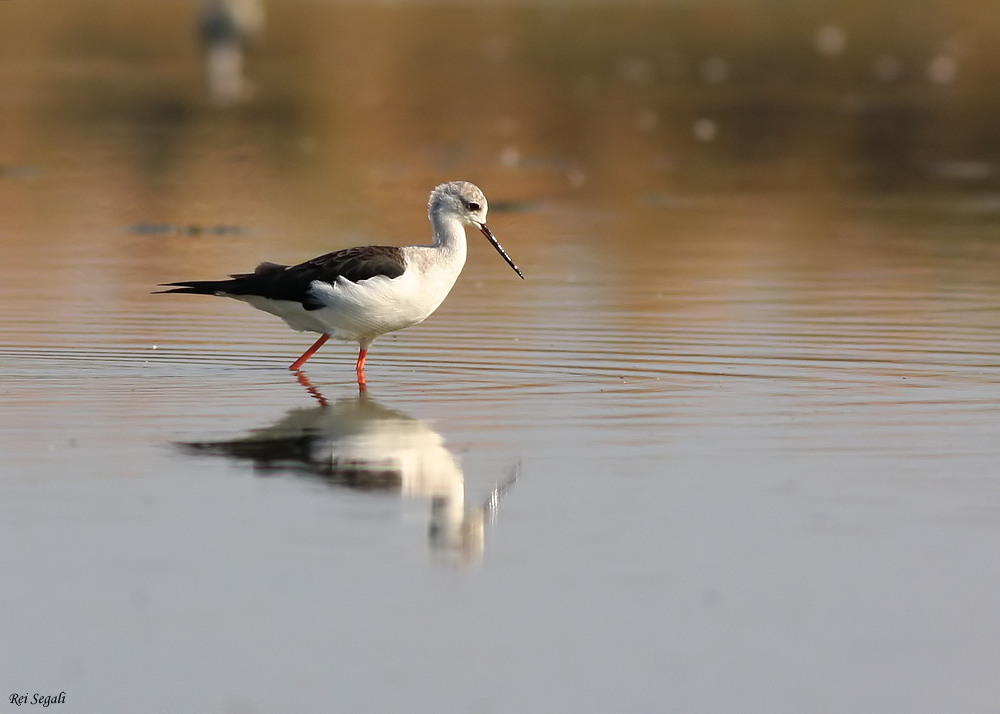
left=201, top=0, right=265, bottom=105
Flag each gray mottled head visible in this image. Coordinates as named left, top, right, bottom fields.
left=428, top=181, right=489, bottom=227
left=427, top=181, right=524, bottom=279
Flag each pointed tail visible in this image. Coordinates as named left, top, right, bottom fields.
left=153, top=279, right=235, bottom=296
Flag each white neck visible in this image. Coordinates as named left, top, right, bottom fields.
left=430, top=212, right=469, bottom=265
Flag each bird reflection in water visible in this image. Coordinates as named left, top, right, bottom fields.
left=200, top=0, right=265, bottom=105
left=178, top=372, right=518, bottom=565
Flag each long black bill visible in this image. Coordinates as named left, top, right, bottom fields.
left=479, top=223, right=524, bottom=279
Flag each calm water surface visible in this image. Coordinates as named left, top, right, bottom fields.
left=3, top=2, right=1000, bottom=712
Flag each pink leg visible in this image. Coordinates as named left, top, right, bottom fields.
left=356, top=347, right=368, bottom=389
left=289, top=333, right=331, bottom=371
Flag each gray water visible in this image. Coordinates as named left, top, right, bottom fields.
left=3, top=2, right=1000, bottom=712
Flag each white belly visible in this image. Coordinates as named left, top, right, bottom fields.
left=237, top=263, right=460, bottom=347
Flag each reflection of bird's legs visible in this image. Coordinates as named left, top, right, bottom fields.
left=293, top=370, right=330, bottom=408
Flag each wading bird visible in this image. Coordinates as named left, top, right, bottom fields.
left=158, top=181, right=524, bottom=387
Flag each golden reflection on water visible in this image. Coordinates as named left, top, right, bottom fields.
left=2, top=0, right=1000, bottom=383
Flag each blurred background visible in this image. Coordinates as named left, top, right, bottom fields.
left=4, top=0, right=1000, bottom=229
left=4, top=0, right=1000, bottom=348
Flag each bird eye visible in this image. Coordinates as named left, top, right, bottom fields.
left=467, top=201, right=481, bottom=211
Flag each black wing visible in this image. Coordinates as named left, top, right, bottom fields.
left=157, top=245, right=407, bottom=310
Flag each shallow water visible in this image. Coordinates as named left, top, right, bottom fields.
left=3, top=2, right=1000, bottom=712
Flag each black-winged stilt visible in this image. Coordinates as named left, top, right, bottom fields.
left=157, top=181, right=524, bottom=387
